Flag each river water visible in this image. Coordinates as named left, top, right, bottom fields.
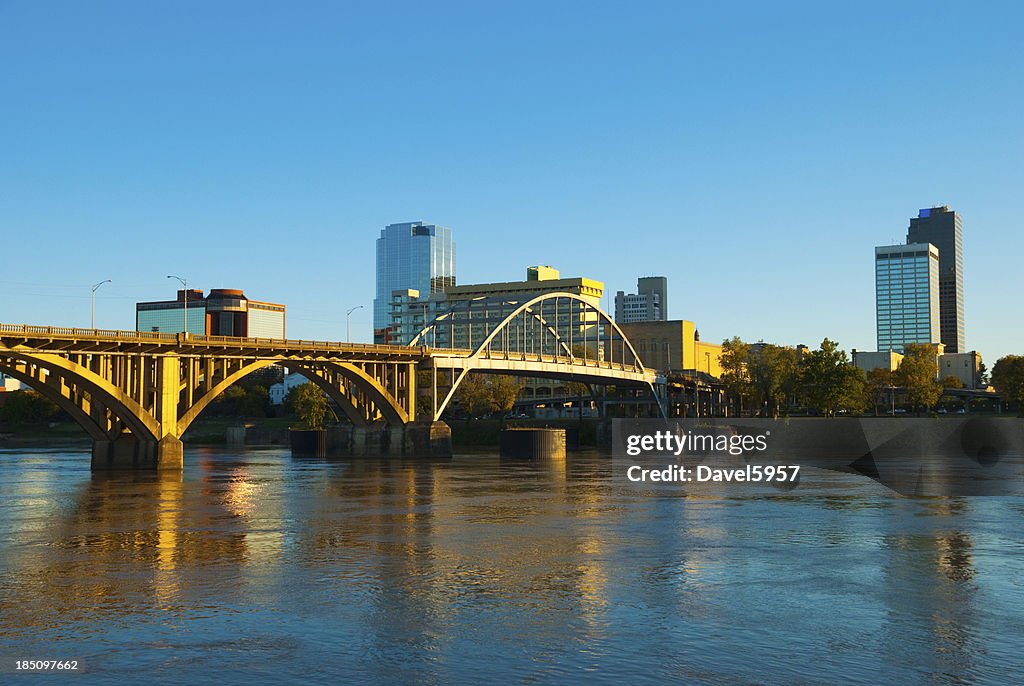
left=1, top=447, right=1022, bottom=685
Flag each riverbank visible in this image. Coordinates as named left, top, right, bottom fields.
left=0, top=417, right=605, bottom=449
left=4, top=414, right=1018, bottom=451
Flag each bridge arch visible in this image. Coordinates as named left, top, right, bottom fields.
left=177, top=360, right=409, bottom=434
left=0, top=357, right=110, bottom=440
left=285, top=361, right=408, bottom=426
left=409, top=292, right=656, bottom=420
left=2, top=352, right=161, bottom=443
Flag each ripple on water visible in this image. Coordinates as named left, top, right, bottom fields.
left=1, top=447, right=1023, bottom=684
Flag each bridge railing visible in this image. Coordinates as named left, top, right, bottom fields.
left=0, top=323, right=426, bottom=356
left=431, top=348, right=644, bottom=374
left=0, top=324, right=176, bottom=340
left=1, top=323, right=647, bottom=374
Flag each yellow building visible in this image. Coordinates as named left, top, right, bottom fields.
left=617, top=320, right=723, bottom=376
left=443, top=266, right=603, bottom=306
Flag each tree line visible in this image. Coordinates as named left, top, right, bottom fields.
left=3, top=350, right=1023, bottom=429
left=717, top=338, right=1024, bottom=417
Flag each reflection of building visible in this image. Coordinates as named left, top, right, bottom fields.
left=617, top=320, right=722, bottom=376
left=615, top=276, right=667, bottom=323
left=907, top=206, right=965, bottom=353
left=374, top=221, right=456, bottom=344
left=875, top=243, right=940, bottom=353
left=136, top=289, right=286, bottom=337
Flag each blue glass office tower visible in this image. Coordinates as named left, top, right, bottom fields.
left=374, top=222, right=455, bottom=343
left=875, top=243, right=940, bottom=353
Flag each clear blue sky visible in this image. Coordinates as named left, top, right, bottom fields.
left=2, top=1, right=1022, bottom=362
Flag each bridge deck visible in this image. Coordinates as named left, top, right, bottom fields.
left=0, top=324, right=427, bottom=360
left=0, top=324, right=656, bottom=384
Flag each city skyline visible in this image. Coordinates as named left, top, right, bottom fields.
left=2, top=3, right=1022, bottom=362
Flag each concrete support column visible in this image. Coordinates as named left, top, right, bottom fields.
left=91, top=356, right=185, bottom=471
left=91, top=434, right=182, bottom=470
left=406, top=362, right=416, bottom=421
left=155, top=355, right=184, bottom=470
left=92, top=435, right=145, bottom=470
left=402, top=421, right=452, bottom=457
left=157, top=435, right=184, bottom=470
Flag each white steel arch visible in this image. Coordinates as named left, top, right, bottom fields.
left=413, top=292, right=663, bottom=420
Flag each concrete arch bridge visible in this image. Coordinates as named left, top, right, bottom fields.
left=0, top=295, right=659, bottom=469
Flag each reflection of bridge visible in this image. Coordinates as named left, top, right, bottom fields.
left=0, top=293, right=660, bottom=470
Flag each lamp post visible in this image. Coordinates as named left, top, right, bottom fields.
left=346, top=305, right=364, bottom=343
left=91, top=279, right=111, bottom=329
left=167, top=275, right=188, bottom=334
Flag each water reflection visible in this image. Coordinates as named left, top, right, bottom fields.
left=0, top=448, right=1021, bottom=684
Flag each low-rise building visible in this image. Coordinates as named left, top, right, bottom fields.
left=269, top=372, right=310, bottom=405
left=852, top=350, right=904, bottom=374
left=939, top=351, right=983, bottom=390
left=853, top=347, right=982, bottom=389
left=0, top=373, right=25, bottom=393
left=137, top=289, right=286, bottom=337
left=617, top=320, right=723, bottom=376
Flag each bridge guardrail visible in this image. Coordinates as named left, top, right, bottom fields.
left=1, top=324, right=648, bottom=376
left=0, top=323, right=428, bottom=356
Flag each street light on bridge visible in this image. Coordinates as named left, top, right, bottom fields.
left=91, top=279, right=111, bottom=330
left=346, top=305, right=364, bottom=343
left=167, top=275, right=188, bottom=334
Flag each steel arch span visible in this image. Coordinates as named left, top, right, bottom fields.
left=410, top=292, right=664, bottom=421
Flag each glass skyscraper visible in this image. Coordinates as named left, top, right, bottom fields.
left=875, top=243, right=940, bottom=353
left=906, top=206, right=964, bottom=353
left=374, top=221, right=455, bottom=343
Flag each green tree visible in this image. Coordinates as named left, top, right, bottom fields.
left=748, top=344, right=799, bottom=418
left=720, top=337, right=754, bottom=416
left=287, top=382, right=330, bottom=430
left=489, top=375, right=525, bottom=421
left=415, top=369, right=437, bottom=419
left=453, top=374, right=526, bottom=420
left=938, top=375, right=965, bottom=412
left=941, top=375, right=964, bottom=389
left=895, top=343, right=942, bottom=414
left=0, top=390, right=62, bottom=424
left=209, top=384, right=270, bottom=417
left=865, top=367, right=895, bottom=416
left=455, top=374, right=493, bottom=419
left=991, top=355, right=1024, bottom=415
left=798, top=338, right=865, bottom=416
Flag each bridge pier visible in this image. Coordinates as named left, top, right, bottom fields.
left=321, top=421, right=452, bottom=457
left=91, top=435, right=183, bottom=471
left=400, top=421, right=452, bottom=457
